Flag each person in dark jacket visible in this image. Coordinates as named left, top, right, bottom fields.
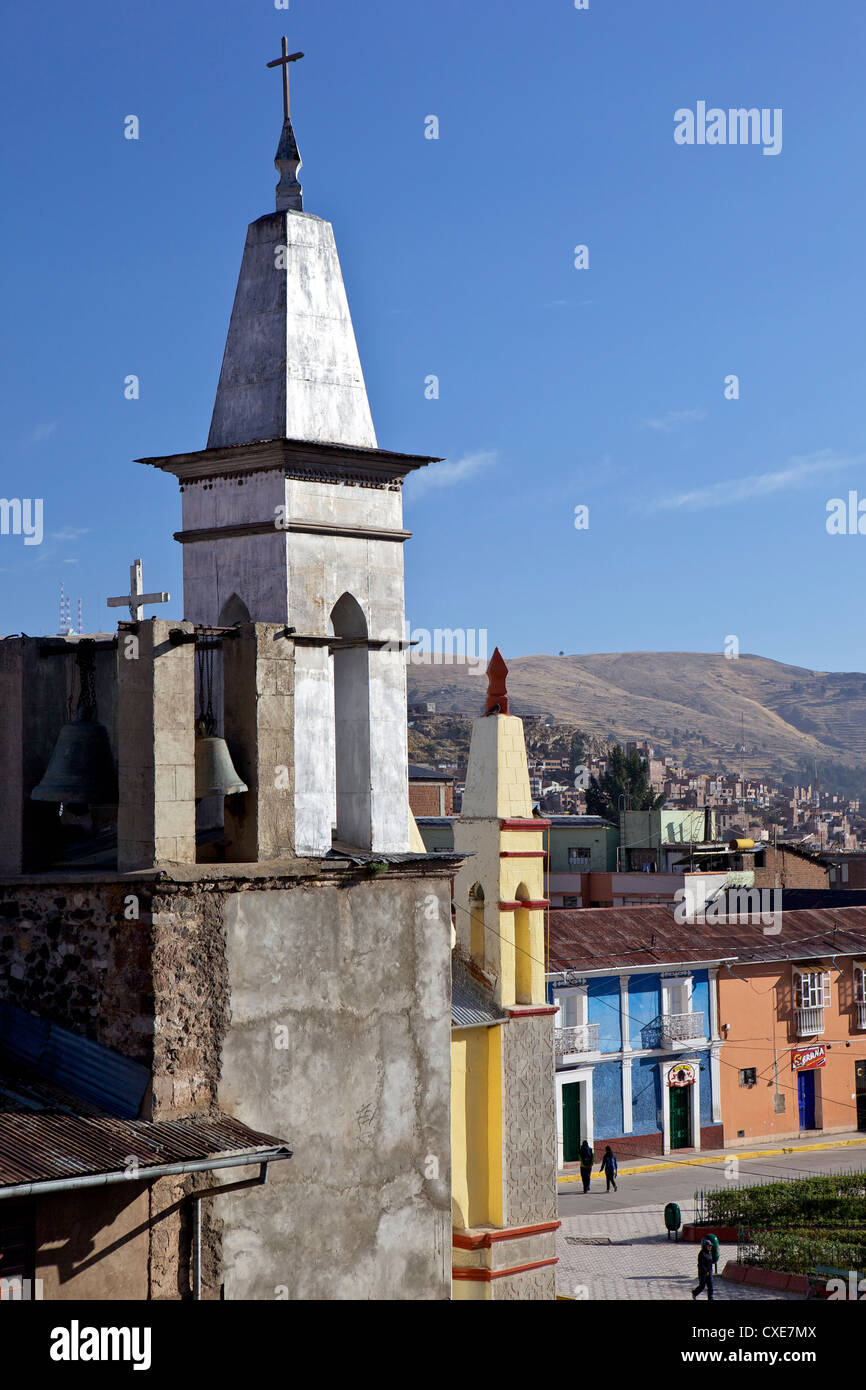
left=692, top=1238, right=715, bottom=1300
left=578, top=1139, right=594, bottom=1193
left=599, top=1145, right=618, bottom=1192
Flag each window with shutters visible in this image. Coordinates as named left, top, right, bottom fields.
left=795, top=970, right=830, bottom=1009
left=794, top=968, right=831, bottom=1037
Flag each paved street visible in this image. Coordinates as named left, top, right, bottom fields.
left=557, top=1143, right=866, bottom=1300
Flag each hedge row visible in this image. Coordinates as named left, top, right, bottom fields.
left=740, top=1228, right=866, bottom=1278
left=702, top=1172, right=866, bottom=1229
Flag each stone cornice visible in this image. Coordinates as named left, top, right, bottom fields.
left=137, top=436, right=441, bottom=487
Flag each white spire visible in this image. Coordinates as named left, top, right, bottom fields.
left=206, top=42, right=377, bottom=451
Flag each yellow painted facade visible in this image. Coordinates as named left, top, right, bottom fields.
left=450, top=1025, right=503, bottom=1230
left=448, top=659, right=558, bottom=1299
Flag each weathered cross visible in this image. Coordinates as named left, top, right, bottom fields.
left=267, top=37, right=304, bottom=122
left=107, top=559, right=170, bottom=622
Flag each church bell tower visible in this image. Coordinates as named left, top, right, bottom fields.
left=138, top=41, right=438, bottom=857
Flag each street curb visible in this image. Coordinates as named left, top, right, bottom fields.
left=558, top=1136, right=866, bottom=1183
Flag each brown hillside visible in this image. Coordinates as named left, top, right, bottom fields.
left=406, top=652, right=866, bottom=778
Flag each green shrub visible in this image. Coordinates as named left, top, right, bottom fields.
left=740, top=1228, right=866, bottom=1277
left=701, top=1172, right=866, bottom=1231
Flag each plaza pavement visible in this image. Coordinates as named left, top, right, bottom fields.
left=556, top=1200, right=802, bottom=1300
left=557, top=1135, right=866, bottom=1300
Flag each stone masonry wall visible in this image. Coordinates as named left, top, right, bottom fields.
left=0, top=882, right=154, bottom=1064
left=501, top=1012, right=558, bottom=1229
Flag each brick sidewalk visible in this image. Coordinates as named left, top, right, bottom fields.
left=557, top=1203, right=802, bottom=1301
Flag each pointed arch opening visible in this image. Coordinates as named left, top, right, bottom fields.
left=329, top=592, right=372, bottom=849
left=218, top=593, right=251, bottom=627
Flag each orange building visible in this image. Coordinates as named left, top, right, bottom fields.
left=715, top=908, right=866, bottom=1145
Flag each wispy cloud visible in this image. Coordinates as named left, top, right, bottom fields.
left=650, top=450, right=857, bottom=513
left=50, top=527, right=91, bottom=542
left=25, top=422, right=57, bottom=444
left=641, top=408, right=706, bottom=433
left=404, top=449, right=498, bottom=500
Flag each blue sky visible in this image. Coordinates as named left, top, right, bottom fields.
left=2, top=0, right=865, bottom=673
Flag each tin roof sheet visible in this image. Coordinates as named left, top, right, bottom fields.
left=0, top=1065, right=288, bottom=1188
left=548, top=904, right=866, bottom=974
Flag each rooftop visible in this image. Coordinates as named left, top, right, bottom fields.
left=547, top=904, right=866, bottom=975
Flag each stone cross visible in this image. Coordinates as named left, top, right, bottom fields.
left=107, top=559, right=170, bottom=622
left=267, top=37, right=304, bottom=122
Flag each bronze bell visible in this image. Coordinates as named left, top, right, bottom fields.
left=31, top=708, right=119, bottom=812
left=193, top=636, right=247, bottom=799
left=195, top=734, right=248, bottom=799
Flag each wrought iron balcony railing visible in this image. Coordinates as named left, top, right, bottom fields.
left=555, top=1023, right=600, bottom=1057
left=661, top=1011, right=706, bottom=1044
left=855, top=1000, right=866, bottom=1031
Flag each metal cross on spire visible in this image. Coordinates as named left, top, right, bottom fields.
left=267, top=37, right=304, bottom=122
left=106, top=559, right=170, bottom=622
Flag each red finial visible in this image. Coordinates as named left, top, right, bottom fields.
left=485, top=647, right=509, bottom=715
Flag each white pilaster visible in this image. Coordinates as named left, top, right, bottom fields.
left=708, top=968, right=720, bottom=1040
left=619, top=975, right=632, bottom=1052
left=621, top=1058, right=633, bottom=1135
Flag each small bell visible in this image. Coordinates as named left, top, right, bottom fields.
left=195, top=732, right=248, bottom=798
left=194, top=636, right=247, bottom=799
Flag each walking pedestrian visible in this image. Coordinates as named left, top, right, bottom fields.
left=578, top=1139, right=594, bottom=1193
left=599, top=1144, right=618, bottom=1192
left=692, top=1238, right=715, bottom=1301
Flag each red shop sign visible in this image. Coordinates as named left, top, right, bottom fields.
left=791, top=1045, right=826, bottom=1071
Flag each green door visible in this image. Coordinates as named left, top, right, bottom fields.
left=562, top=1082, right=581, bottom=1163
left=669, top=1086, right=692, bottom=1149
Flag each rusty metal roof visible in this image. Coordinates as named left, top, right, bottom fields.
left=548, top=904, right=866, bottom=975
left=0, top=1064, right=288, bottom=1188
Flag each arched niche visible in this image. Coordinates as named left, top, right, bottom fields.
left=329, top=593, right=372, bottom=849
left=218, top=593, right=252, bottom=627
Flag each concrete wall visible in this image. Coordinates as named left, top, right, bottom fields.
left=213, top=870, right=454, bottom=1300
left=181, top=473, right=289, bottom=628
left=0, top=859, right=458, bottom=1300
left=548, top=824, right=617, bottom=873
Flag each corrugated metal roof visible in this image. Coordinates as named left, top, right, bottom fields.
left=548, top=904, right=866, bottom=974
left=0, top=1065, right=288, bottom=1188
left=408, top=764, right=454, bottom=782
left=452, top=960, right=505, bottom=1029
left=0, top=1003, right=149, bottom=1119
